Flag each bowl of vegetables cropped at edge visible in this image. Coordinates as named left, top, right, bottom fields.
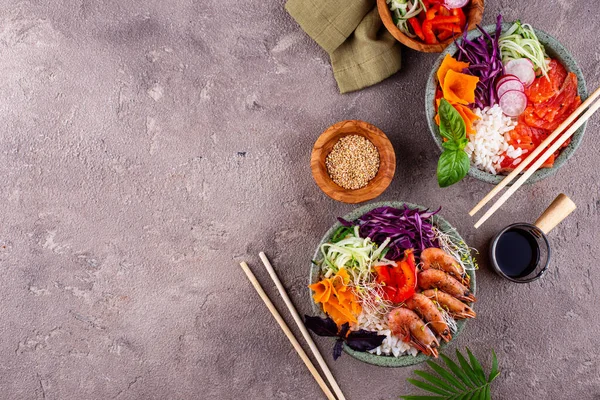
left=378, top=0, right=485, bottom=53
left=305, top=202, right=477, bottom=367
left=425, top=15, right=588, bottom=187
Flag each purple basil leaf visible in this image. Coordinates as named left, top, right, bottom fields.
left=333, top=339, right=344, bottom=360
left=345, top=330, right=386, bottom=352
left=339, top=323, right=350, bottom=338
left=304, top=315, right=339, bottom=337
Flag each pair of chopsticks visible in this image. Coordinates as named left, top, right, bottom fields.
left=239, top=253, right=345, bottom=400
left=470, top=86, right=600, bottom=227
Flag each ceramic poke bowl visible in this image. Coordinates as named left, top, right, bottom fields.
left=425, top=23, right=588, bottom=185
left=308, top=201, right=477, bottom=367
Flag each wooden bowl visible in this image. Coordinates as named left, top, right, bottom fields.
left=310, top=120, right=395, bottom=204
left=377, top=0, right=485, bottom=53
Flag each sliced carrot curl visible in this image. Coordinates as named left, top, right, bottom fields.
left=308, top=268, right=361, bottom=326
left=442, top=69, right=479, bottom=105
left=437, top=54, right=470, bottom=88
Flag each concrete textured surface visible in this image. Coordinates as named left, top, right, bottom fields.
left=0, top=0, right=599, bottom=399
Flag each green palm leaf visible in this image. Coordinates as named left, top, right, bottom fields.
left=414, top=370, right=456, bottom=393
left=426, top=361, right=466, bottom=391
left=446, top=393, right=468, bottom=400
left=489, top=350, right=499, bottom=381
left=467, top=348, right=487, bottom=383
left=440, top=354, right=475, bottom=388
left=400, top=348, right=500, bottom=400
left=455, top=350, right=483, bottom=386
left=407, top=379, right=454, bottom=396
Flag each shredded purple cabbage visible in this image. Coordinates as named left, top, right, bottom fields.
left=455, top=15, right=504, bottom=108
left=338, top=205, right=441, bottom=260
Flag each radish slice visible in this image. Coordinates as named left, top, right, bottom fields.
left=444, top=0, right=469, bottom=9
left=497, top=79, right=525, bottom=98
left=496, top=74, right=520, bottom=88
left=504, top=59, right=536, bottom=87
left=499, top=90, right=527, bottom=117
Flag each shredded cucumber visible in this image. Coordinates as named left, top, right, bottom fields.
left=386, top=0, right=427, bottom=38
left=318, top=226, right=394, bottom=282
left=499, top=20, right=550, bottom=79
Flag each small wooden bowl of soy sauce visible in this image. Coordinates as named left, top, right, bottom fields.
left=489, top=194, right=577, bottom=283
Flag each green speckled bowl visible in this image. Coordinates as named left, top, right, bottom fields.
left=309, top=201, right=476, bottom=367
left=425, top=23, right=588, bottom=185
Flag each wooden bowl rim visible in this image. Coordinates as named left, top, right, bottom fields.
left=310, top=120, right=396, bottom=204
left=376, top=0, right=485, bottom=53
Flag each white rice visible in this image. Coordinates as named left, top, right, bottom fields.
left=356, top=311, right=418, bottom=357
left=465, top=105, right=520, bottom=174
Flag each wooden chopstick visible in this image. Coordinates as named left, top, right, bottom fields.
left=474, top=90, right=600, bottom=228
left=470, top=86, right=600, bottom=218
left=259, top=252, right=346, bottom=400
left=239, top=262, right=338, bottom=400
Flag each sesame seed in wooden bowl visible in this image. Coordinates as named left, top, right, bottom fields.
left=310, top=120, right=396, bottom=204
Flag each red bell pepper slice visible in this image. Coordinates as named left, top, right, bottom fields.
left=374, top=249, right=417, bottom=304
left=437, top=30, right=454, bottom=41
left=435, top=23, right=462, bottom=32
left=383, top=286, right=398, bottom=303
left=452, top=8, right=467, bottom=28
left=422, top=20, right=438, bottom=44
left=426, top=5, right=439, bottom=21
left=374, top=265, right=391, bottom=284
left=408, top=17, right=425, bottom=42
left=430, top=15, right=461, bottom=26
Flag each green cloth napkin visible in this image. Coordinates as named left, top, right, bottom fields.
left=285, top=0, right=402, bottom=93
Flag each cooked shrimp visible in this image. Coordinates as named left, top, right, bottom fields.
left=421, top=247, right=470, bottom=285
left=421, top=289, right=476, bottom=319
left=388, top=307, right=439, bottom=357
left=417, top=269, right=476, bottom=303
left=404, top=293, right=452, bottom=342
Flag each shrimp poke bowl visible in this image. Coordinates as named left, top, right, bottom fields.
left=425, top=15, right=588, bottom=187
left=306, top=202, right=477, bottom=367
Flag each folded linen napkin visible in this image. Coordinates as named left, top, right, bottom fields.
left=286, top=0, right=402, bottom=93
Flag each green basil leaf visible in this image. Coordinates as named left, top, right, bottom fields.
left=442, top=141, right=460, bottom=151
left=439, top=99, right=466, bottom=143
left=437, top=149, right=470, bottom=188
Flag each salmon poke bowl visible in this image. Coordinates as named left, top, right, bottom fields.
left=425, top=15, right=588, bottom=187
left=306, top=201, right=477, bottom=367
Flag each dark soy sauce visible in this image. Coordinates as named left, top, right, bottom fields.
left=494, top=227, right=541, bottom=278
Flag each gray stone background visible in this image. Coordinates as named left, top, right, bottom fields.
left=0, top=0, right=598, bottom=399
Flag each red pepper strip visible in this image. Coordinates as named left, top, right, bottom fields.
left=404, top=249, right=416, bottom=271
left=374, top=249, right=417, bottom=304
left=430, top=15, right=461, bottom=25
left=422, top=20, right=438, bottom=44
left=408, top=17, right=425, bottom=41
left=435, top=23, right=462, bottom=32
left=437, top=30, right=454, bottom=41
left=452, top=8, right=467, bottom=28
left=390, top=251, right=417, bottom=303
left=374, top=265, right=391, bottom=284
left=434, top=89, right=443, bottom=112
left=383, top=286, right=398, bottom=303
left=439, top=5, right=451, bottom=16
left=426, top=5, right=439, bottom=20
